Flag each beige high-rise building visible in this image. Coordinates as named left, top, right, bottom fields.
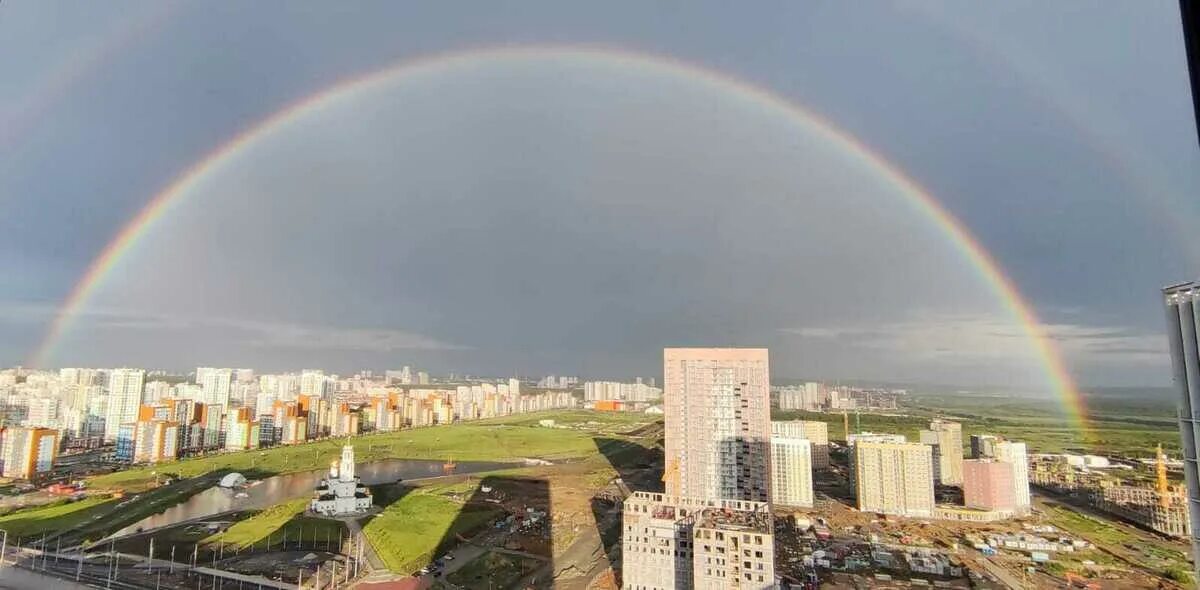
left=770, top=436, right=813, bottom=507
left=854, top=441, right=935, bottom=518
left=621, top=491, right=774, bottom=590
left=919, top=419, right=964, bottom=486
left=771, top=419, right=830, bottom=469
left=664, top=348, right=770, bottom=503
left=993, top=440, right=1031, bottom=514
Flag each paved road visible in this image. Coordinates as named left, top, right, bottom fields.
left=343, top=518, right=386, bottom=573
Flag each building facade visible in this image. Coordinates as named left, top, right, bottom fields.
left=770, top=436, right=813, bottom=507
left=664, top=348, right=770, bottom=503
left=854, top=441, right=934, bottom=518
left=621, top=492, right=773, bottom=590
left=963, top=459, right=1016, bottom=511
left=0, top=427, right=59, bottom=480
left=993, top=440, right=1031, bottom=514
left=771, top=420, right=829, bottom=469
left=104, top=368, right=144, bottom=442
left=1163, top=281, right=1200, bottom=574
left=919, top=420, right=964, bottom=486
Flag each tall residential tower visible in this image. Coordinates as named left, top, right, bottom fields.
left=663, top=348, right=770, bottom=503
left=1162, top=282, right=1200, bottom=574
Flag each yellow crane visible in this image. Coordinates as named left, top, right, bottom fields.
left=1157, top=443, right=1170, bottom=509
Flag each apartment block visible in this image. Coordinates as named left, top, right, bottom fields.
left=621, top=492, right=774, bottom=590
left=854, top=441, right=934, bottom=518
left=664, top=348, right=770, bottom=503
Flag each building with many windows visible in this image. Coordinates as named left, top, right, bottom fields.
left=769, top=436, right=813, bottom=508
left=664, top=348, right=770, bottom=503
left=0, top=427, right=59, bottom=480
left=621, top=492, right=774, bottom=590
left=854, top=441, right=934, bottom=518
left=919, top=419, right=964, bottom=486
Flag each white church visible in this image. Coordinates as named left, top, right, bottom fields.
left=310, top=444, right=373, bottom=516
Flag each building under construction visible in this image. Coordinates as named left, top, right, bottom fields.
left=1033, top=445, right=1191, bottom=539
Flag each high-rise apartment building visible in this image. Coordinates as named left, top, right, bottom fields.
left=621, top=492, right=774, bottom=590
left=0, top=427, right=59, bottom=479
left=963, top=459, right=1016, bottom=512
left=770, top=436, right=813, bottom=507
left=919, top=419, right=964, bottom=486
left=664, top=348, right=770, bottom=503
left=1163, top=281, right=1200, bottom=574
left=771, top=420, right=830, bottom=469
left=993, top=440, right=1031, bottom=515
left=854, top=441, right=934, bottom=518
left=970, top=434, right=999, bottom=459
left=201, top=368, right=233, bottom=408
left=104, top=368, right=145, bottom=442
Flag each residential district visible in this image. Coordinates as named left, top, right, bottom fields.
left=0, top=346, right=1194, bottom=589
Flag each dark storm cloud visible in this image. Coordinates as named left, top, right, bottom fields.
left=0, top=1, right=1193, bottom=388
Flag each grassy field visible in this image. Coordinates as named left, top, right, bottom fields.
left=0, top=495, right=115, bottom=538
left=777, top=391, right=1180, bottom=457
left=362, top=482, right=502, bottom=574
left=88, top=410, right=647, bottom=492
left=205, top=498, right=345, bottom=549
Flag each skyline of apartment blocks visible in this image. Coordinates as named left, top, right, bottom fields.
left=963, top=459, right=1016, bottom=512
left=1163, top=281, right=1200, bottom=576
left=620, top=492, right=774, bottom=590
left=770, top=436, right=813, bottom=508
left=776, top=382, right=827, bottom=411
left=854, top=441, right=935, bottom=518
left=920, top=419, right=964, bottom=486
left=993, top=440, right=1031, bottom=515
left=583, top=381, right=662, bottom=403
left=104, top=368, right=144, bottom=442
left=664, top=348, right=770, bottom=503
left=771, top=420, right=830, bottom=469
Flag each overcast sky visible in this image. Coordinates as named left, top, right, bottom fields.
left=1, top=2, right=1197, bottom=390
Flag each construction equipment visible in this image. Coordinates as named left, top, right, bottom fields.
left=1157, top=444, right=1170, bottom=509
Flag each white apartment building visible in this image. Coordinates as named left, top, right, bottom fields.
left=664, top=348, right=771, bottom=503
left=994, top=440, right=1031, bottom=514
left=104, top=368, right=144, bottom=442
left=770, top=436, right=813, bottom=508
left=771, top=420, right=830, bottom=469
left=854, top=441, right=935, bottom=518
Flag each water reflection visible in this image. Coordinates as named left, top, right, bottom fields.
left=114, top=459, right=511, bottom=536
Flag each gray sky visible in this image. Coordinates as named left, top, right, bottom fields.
left=1, top=2, right=1196, bottom=390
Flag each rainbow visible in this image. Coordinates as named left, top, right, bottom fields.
left=29, top=45, right=1089, bottom=431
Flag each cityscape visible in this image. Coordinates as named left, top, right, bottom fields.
left=3, top=2, right=1200, bottom=590
left=0, top=346, right=1194, bottom=589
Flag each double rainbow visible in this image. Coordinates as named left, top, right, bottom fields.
left=29, top=45, right=1088, bottom=431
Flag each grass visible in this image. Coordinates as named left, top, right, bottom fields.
left=362, top=482, right=501, bottom=574
left=776, top=391, right=1181, bottom=458
left=447, top=550, right=541, bottom=589
left=0, top=495, right=116, bottom=538
left=205, top=498, right=344, bottom=549
left=87, top=410, right=634, bottom=493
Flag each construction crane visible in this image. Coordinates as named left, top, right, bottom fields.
left=1157, top=443, right=1170, bottom=509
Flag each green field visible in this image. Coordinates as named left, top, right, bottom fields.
left=0, top=495, right=115, bottom=538
left=362, top=482, right=502, bottom=574
left=776, top=391, right=1180, bottom=457
left=89, top=410, right=648, bottom=492
left=205, top=498, right=345, bottom=549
